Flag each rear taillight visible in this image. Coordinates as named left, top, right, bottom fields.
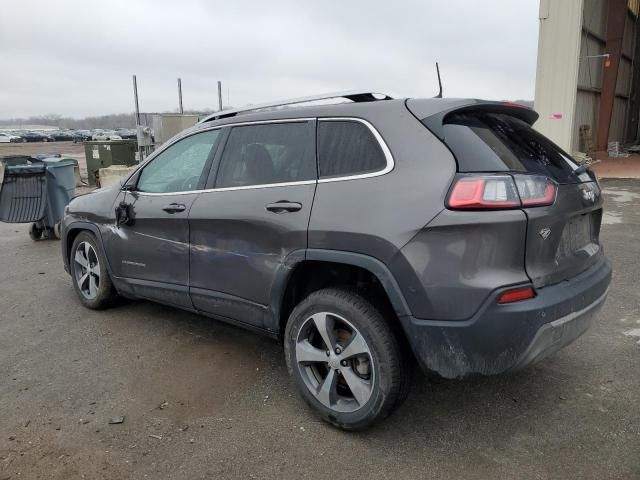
left=447, top=176, right=520, bottom=209
left=447, top=174, right=557, bottom=210
left=513, top=175, right=556, bottom=207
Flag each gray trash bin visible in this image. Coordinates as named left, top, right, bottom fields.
left=42, top=158, right=76, bottom=235
left=0, top=156, right=76, bottom=241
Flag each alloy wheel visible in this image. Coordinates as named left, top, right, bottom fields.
left=295, top=312, right=375, bottom=413
left=73, top=242, right=101, bottom=299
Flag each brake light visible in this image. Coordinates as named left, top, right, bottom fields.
left=513, top=175, right=557, bottom=206
left=498, top=286, right=536, bottom=304
left=447, top=174, right=557, bottom=210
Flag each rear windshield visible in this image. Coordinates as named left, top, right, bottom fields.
left=433, top=111, right=579, bottom=183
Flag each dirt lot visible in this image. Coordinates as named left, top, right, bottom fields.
left=0, top=141, right=88, bottom=177
left=0, top=179, right=639, bottom=480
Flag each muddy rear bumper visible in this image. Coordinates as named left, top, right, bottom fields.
left=400, top=257, right=612, bottom=378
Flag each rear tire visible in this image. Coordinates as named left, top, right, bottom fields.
left=29, top=223, right=43, bottom=241
left=284, top=287, right=410, bottom=430
left=70, top=231, right=118, bottom=309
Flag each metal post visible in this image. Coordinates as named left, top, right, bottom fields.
left=626, top=13, right=640, bottom=143
left=178, top=78, right=184, bottom=114
left=133, top=75, right=141, bottom=125
left=596, top=0, right=627, bottom=150
left=218, top=81, right=223, bottom=111
left=132, top=74, right=143, bottom=162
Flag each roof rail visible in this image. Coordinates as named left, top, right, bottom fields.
left=199, top=90, right=393, bottom=123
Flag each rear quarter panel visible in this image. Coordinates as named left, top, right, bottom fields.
left=308, top=101, right=457, bottom=301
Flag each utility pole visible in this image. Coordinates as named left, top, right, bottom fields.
left=132, top=75, right=140, bottom=125
left=178, top=78, right=184, bottom=113
left=132, top=74, right=143, bottom=163
left=217, top=81, right=223, bottom=111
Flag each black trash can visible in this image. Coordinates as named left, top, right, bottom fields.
left=0, top=162, right=47, bottom=222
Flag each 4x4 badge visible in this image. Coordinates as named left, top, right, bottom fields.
left=539, top=228, right=551, bottom=240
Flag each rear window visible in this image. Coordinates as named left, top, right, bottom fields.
left=436, top=112, right=578, bottom=183
left=317, top=120, right=387, bottom=178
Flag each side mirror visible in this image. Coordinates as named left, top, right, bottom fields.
left=115, top=201, right=135, bottom=227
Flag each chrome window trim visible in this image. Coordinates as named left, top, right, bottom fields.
left=125, top=116, right=394, bottom=195
left=135, top=179, right=317, bottom=196
left=316, top=117, right=394, bottom=183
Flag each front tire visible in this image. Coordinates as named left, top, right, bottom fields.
left=284, top=287, right=410, bottom=430
left=70, top=231, right=118, bottom=309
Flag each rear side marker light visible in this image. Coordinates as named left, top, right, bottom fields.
left=498, top=287, right=536, bottom=304
left=447, top=174, right=557, bottom=210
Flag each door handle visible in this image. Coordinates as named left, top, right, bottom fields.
left=265, top=201, right=303, bottom=213
left=162, top=203, right=187, bottom=214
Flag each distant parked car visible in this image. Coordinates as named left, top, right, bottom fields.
left=50, top=131, right=75, bottom=141
left=115, top=128, right=137, bottom=139
left=92, top=131, right=122, bottom=141
left=72, top=130, right=92, bottom=143
left=0, top=132, right=23, bottom=143
left=16, top=131, right=55, bottom=142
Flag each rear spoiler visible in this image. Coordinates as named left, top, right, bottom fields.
left=420, top=101, right=539, bottom=141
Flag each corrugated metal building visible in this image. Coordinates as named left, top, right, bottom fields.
left=535, top=0, right=640, bottom=153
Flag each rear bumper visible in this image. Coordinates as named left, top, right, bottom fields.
left=399, top=257, right=611, bottom=378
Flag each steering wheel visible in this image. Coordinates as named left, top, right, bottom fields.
left=164, top=174, right=202, bottom=193
left=180, top=175, right=201, bottom=191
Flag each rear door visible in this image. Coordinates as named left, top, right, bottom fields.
left=434, top=109, right=603, bottom=288
left=188, top=120, right=317, bottom=328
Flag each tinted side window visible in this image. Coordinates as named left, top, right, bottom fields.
left=215, top=122, right=315, bottom=188
left=137, top=130, right=220, bottom=193
left=317, top=120, right=387, bottom=178
left=438, top=112, right=578, bottom=183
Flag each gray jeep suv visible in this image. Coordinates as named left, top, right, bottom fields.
left=61, top=91, right=611, bottom=430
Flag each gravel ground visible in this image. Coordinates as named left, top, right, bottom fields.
left=0, top=141, right=86, bottom=161
left=0, top=141, right=87, bottom=177
left=0, top=179, right=638, bottom=480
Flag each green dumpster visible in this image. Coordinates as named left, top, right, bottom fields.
left=84, top=140, right=137, bottom=186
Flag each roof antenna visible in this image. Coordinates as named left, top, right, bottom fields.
left=434, top=62, right=443, bottom=98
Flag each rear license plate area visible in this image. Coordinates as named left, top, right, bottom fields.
left=556, top=212, right=597, bottom=260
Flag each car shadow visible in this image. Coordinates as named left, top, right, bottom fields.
left=113, top=297, right=588, bottom=444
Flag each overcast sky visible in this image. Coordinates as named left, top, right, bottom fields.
left=0, top=0, right=540, bottom=119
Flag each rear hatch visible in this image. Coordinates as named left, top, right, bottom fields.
left=414, top=101, right=603, bottom=288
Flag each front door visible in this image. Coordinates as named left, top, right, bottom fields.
left=105, top=128, right=222, bottom=308
left=188, top=120, right=317, bottom=329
